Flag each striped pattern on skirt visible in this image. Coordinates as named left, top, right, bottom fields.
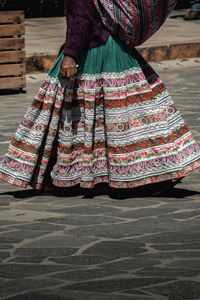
left=0, top=35, right=200, bottom=189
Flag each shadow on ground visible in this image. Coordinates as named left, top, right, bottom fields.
left=0, top=89, right=27, bottom=95
left=1, top=183, right=199, bottom=200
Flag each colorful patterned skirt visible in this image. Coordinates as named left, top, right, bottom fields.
left=0, top=35, right=200, bottom=189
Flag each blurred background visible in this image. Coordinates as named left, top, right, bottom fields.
left=0, top=0, right=65, bottom=18
left=0, top=0, right=189, bottom=18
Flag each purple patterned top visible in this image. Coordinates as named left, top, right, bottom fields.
left=64, top=0, right=110, bottom=59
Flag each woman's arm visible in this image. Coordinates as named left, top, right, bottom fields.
left=60, top=0, right=94, bottom=79
left=63, top=0, right=93, bottom=59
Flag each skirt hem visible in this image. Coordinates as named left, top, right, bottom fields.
left=1, top=159, right=199, bottom=190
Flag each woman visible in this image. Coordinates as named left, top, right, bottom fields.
left=0, top=0, right=200, bottom=193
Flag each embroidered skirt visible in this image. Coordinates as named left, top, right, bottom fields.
left=0, top=35, right=200, bottom=189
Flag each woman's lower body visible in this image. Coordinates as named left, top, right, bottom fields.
left=0, top=35, right=200, bottom=190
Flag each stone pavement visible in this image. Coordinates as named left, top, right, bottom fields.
left=0, top=58, right=200, bottom=299
left=25, top=9, right=200, bottom=72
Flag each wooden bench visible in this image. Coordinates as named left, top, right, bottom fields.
left=0, top=11, right=26, bottom=91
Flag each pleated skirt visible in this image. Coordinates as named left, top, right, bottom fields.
left=0, top=35, right=200, bottom=189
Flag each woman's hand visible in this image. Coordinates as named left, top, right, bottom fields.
left=60, top=56, right=77, bottom=80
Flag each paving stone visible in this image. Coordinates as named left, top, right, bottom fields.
left=132, top=230, right=200, bottom=244
left=69, top=216, right=193, bottom=238
left=9, top=203, right=68, bottom=213
left=102, top=258, right=161, bottom=271
left=156, top=217, right=200, bottom=228
left=29, top=197, right=100, bottom=205
left=0, top=264, right=68, bottom=279
left=102, top=199, right=159, bottom=208
left=13, top=222, right=66, bottom=231
left=167, top=260, right=200, bottom=269
left=62, top=277, right=174, bottom=292
left=152, top=243, right=200, bottom=251
left=19, top=236, right=98, bottom=248
left=0, top=193, right=15, bottom=199
left=43, top=289, right=120, bottom=300
left=111, top=207, right=176, bottom=219
left=0, top=208, right=8, bottom=212
left=0, top=201, right=10, bottom=206
left=0, top=230, right=49, bottom=243
left=121, top=290, right=151, bottom=295
left=57, top=205, right=121, bottom=215
left=0, top=220, right=20, bottom=226
left=0, top=244, right=13, bottom=250
left=95, top=294, right=154, bottom=300
left=0, top=279, right=62, bottom=298
left=145, top=281, right=200, bottom=300
left=49, top=255, right=116, bottom=265
left=0, top=252, right=10, bottom=260
left=11, top=290, right=138, bottom=300
left=169, top=211, right=200, bottom=219
left=136, top=251, right=200, bottom=260
left=137, top=266, right=200, bottom=277
left=161, top=202, right=200, bottom=209
left=48, top=268, right=126, bottom=281
left=127, top=217, right=199, bottom=234
left=38, top=215, right=123, bottom=226
left=154, top=188, right=200, bottom=199
left=84, top=241, right=146, bottom=258
left=15, top=247, right=76, bottom=257
left=65, top=222, right=143, bottom=238
left=171, top=251, right=200, bottom=258
left=68, top=197, right=109, bottom=205
left=19, top=195, right=55, bottom=203
left=7, top=292, right=68, bottom=300
left=9, top=256, right=44, bottom=264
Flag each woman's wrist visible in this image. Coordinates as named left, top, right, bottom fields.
left=60, top=56, right=77, bottom=80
